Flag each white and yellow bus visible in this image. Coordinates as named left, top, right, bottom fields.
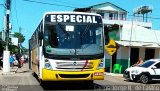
left=29, top=12, right=105, bottom=84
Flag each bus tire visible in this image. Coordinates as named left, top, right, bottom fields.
left=85, top=81, right=93, bottom=85
left=39, top=79, right=46, bottom=86
left=32, top=72, right=36, bottom=77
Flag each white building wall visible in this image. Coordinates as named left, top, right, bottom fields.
left=121, top=24, right=160, bottom=43
left=117, top=46, right=129, bottom=59
left=139, top=48, right=145, bottom=60
left=103, top=19, right=152, bottom=28
left=11, top=37, right=18, bottom=46
left=104, top=13, right=109, bottom=20
left=155, top=49, right=160, bottom=59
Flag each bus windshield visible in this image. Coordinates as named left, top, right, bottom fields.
left=43, top=22, right=103, bottom=59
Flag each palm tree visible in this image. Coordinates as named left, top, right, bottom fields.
left=13, top=32, right=25, bottom=44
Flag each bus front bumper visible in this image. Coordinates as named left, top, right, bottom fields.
left=41, top=68, right=104, bottom=81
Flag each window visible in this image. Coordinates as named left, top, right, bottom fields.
left=109, top=13, right=113, bottom=20
left=154, top=62, right=160, bottom=68
left=139, top=61, right=155, bottom=68
left=97, top=12, right=104, bottom=18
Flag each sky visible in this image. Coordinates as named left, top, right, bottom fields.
left=0, top=0, right=160, bottom=48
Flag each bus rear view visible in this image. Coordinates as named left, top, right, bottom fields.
left=30, top=12, right=104, bottom=84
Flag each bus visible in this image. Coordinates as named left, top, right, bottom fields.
left=29, top=12, right=105, bottom=84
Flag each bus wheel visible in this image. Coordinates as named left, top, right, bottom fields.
left=39, top=79, right=46, bottom=86
left=32, top=72, right=36, bottom=77
left=85, top=81, right=93, bottom=86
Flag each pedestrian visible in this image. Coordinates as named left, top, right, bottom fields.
left=16, top=53, right=21, bottom=68
left=20, top=56, right=25, bottom=67
left=24, top=55, right=28, bottom=63
left=10, top=53, right=15, bottom=68
left=134, top=57, right=144, bottom=66
left=0, top=54, right=3, bottom=69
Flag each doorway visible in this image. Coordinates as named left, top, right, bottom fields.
left=145, top=49, right=155, bottom=60
left=112, top=51, right=117, bottom=69
left=130, top=48, right=139, bottom=66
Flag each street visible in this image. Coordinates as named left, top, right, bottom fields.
left=0, top=63, right=160, bottom=91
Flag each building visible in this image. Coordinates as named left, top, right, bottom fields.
left=74, top=2, right=160, bottom=73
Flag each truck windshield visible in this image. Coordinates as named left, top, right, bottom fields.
left=43, top=22, right=103, bottom=59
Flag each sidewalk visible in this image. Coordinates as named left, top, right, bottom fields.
left=0, top=63, right=39, bottom=86
left=0, top=63, right=30, bottom=75
left=105, top=72, right=123, bottom=77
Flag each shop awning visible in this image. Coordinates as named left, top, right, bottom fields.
left=115, top=41, right=160, bottom=48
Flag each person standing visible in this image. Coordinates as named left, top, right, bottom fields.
left=16, top=52, right=21, bottom=68
left=10, top=53, right=15, bottom=67
left=20, top=56, right=25, bottom=67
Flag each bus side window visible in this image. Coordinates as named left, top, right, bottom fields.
left=38, top=31, right=43, bottom=46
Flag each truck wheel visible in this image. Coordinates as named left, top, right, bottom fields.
left=140, top=74, right=149, bottom=84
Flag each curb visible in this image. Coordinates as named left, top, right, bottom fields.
left=1, top=72, right=16, bottom=75
left=0, top=67, right=18, bottom=75
left=105, top=72, right=123, bottom=77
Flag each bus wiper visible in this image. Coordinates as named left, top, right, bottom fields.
left=57, top=23, right=69, bottom=37
left=81, top=24, right=91, bottom=38
left=80, top=24, right=92, bottom=49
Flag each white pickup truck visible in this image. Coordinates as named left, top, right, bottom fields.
left=123, top=59, right=160, bottom=84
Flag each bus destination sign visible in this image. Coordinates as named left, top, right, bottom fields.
left=45, top=14, right=102, bottom=24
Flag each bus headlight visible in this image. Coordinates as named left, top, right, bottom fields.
left=45, top=59, right=52, bottom=70
left=97, top=59, right=104, bottom=69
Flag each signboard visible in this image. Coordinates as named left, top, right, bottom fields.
left=105, top=39, right=117, bottom=56
left=45, top=14, right=102, bottom=24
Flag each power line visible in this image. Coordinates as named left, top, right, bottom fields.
left=23, top=0, right=78, bottom=8
left=53, top=0, right=80, bottom=7
left=14, top=0, right=20, bottom=29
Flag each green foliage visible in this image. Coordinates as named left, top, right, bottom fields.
left=9, top=45, right=19, bottom=54
left=21, top=46, right=28, bottom=55
left=13, top=32, right=25, bottom=43
left=0, top=32, right=26, bottom=55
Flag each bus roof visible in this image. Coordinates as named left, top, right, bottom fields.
left=43, top=11, right=102, bottom=19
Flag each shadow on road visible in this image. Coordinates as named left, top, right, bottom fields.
left=41, top=81, right=94, bottom=90
left=32, top=72, right=95, bottom=90
left=124, top=79, right=160, bottom=84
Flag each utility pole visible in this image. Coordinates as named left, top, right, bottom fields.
left=3, top=0, right=11, bottom=73
left=6, top=0, right=10, bottom=51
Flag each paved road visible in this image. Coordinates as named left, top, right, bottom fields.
left=0, top=64, right=160, bottom=91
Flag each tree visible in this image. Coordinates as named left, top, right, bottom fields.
left=13, top=32, right=25, bottom=43
left=21, top=46, right=28, bottom=55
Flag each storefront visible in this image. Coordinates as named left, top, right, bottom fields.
left=105, top=24, right=160, bottom=73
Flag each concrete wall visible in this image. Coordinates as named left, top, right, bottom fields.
left=117, top=46, right=129, bottom=59
left=121, top=24, right=159, bottom=43
left=139, top=48, right=145, bottom=60
left=155, top=49, right=160, bottom=59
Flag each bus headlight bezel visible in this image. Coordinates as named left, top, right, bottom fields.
left=45, top=59, right=52, bottom=70
left=97, top=59, right=104, bottom=69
